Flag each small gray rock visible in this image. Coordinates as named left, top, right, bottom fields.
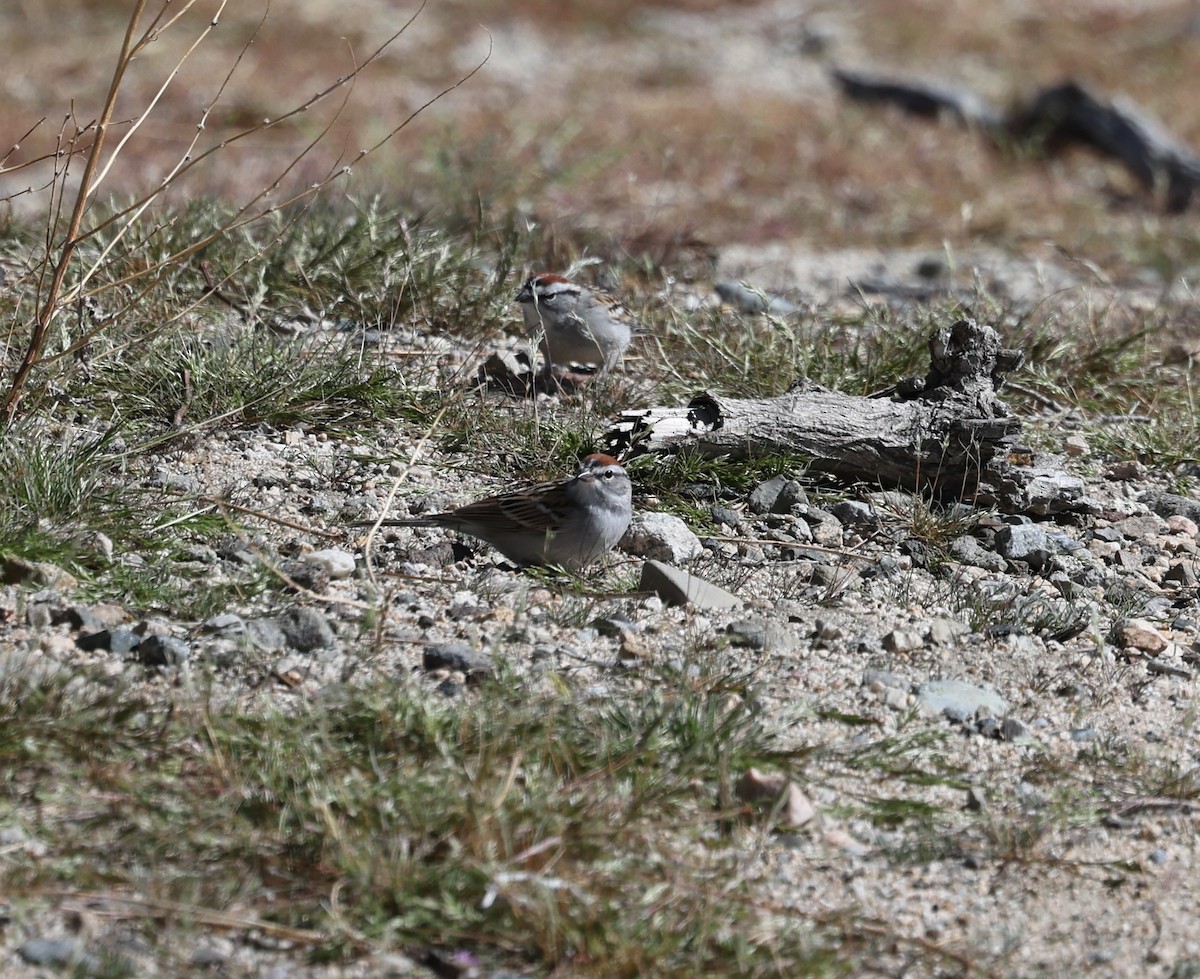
left=748, top=476, right=792, bottom=514
left=995, top=524, right=1051, bottom=564
left=927, top=617, right=970, bottom=645
left=1145, top=491, right=1200, bottom=525
left=423, top=642, right=494, bottom=679
left=622, top=512, right=702, bottom=564
left=726, top=616, right=798, bottom=653
left=828, top=500, right=878, bottom=527
left=247, top=617, right=289, bottom=651
left=1001, top=717, right=1031, bottom=741
left=883, top=629, right=924, bottom=653
left=18, top=938, right=100, bottom=973
left=303, top=548, right=357, bottom=579
left=277, top=607, right=335, bottom=652
left=139, top=635, right=191, bottom=667
left=639, top=560, right=740, bottom=609
left=949, top=535, right=1007, bottom=572
left=917, top=679, right=1009, bottom=721
left=710, top=506, right=743, bottom=528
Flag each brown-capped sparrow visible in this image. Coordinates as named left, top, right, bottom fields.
left=375, top=454, right=632, bottom=569
left=516, top=273, right=639, bottom=376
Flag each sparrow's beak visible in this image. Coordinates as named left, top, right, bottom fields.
left=515, top=280, right=534, bottom=304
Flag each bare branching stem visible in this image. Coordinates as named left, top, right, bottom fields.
left=1, top=0, right=485, bottom=424
left=3, top=0, right=151, bottom=421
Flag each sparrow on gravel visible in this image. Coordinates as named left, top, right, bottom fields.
left=367, top=453, right=633, bottom=569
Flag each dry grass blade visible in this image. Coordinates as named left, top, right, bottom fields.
left=1, top=0, right=489, bottom=423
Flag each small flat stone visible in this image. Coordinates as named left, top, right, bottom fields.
left=303, top=548, right=357, bottom=579
left=883, top=629, right=924, bottom=653
left=710, top=506, right=743, bottom=528
left=639, top=560, right=740, bottom=609
left=1167, top=514, right=1199, bottom=537
left=927, top=617, right=970, bottom=645
left=726, top=616, right=798, bottom=653
left=1117, top=618, right=1168, bottom=654
left=18, top=938, right=100, bottom=972
left=829, top=500, right=878, bottom=527
left=917, top=679, right=1009, bottom=721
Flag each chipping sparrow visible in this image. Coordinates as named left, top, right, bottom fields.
left=377, top=453, right=632, bottom=569
left=516, top=273, right=639, bottom=376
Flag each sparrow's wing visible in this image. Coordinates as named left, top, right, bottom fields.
left=439, top=479, right=568, bottom=535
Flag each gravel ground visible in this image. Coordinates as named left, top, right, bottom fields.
left=4, top=254, right=1200, bottom=977
left=4, top=2, right=1200, bottom=975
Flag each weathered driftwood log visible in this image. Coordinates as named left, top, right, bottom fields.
left=607, top=319, right=1092, bottom=515
left=833, top=69, right=1200, bottom=213
left=832, top=67, right=1002, bottom=129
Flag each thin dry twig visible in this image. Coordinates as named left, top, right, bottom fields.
left=50, top=891, right=336, bottom=945
left=4, top=0, right=150, bottom=421
left=2, top=0, right=491, bottom=422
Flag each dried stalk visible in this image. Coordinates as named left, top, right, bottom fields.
left=1, top=0, right=487, bottom=422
